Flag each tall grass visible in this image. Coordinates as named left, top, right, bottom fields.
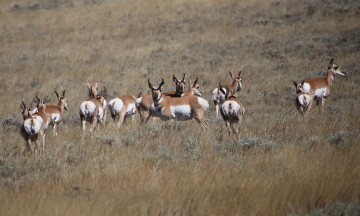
left=1, top=0, right=359, bottom=215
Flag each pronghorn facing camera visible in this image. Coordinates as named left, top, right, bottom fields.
left=108, top=94, right=138, bottom=128
left=297, top=58, right=347, bottom=113
left=136, top=73, right=187, bottom=124
left=218, top=82, right=245, bottom=140
left=44, top=90, right=69, bottom=136
left=148, top=78, right=210, bottom=130
left=162, top=73, right=187, bottom=97
left=20, top=97, right=51, bottom=154
left=212, top=71, right=243, bottom=116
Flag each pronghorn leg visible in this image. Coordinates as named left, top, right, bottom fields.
left=214, top=103, right=219, bottom=116
left=41, top=133, right=46, bottom=154
left=305, top=96, right=315, bottom=116
left=53, top=122, right=58, bottom=136
left=90, top=115, right=97, bottom=132
left=320, top=96, right=326, bottom=112
left=80, top=115, right=86, bottom=132
left=194, top=112, right=209, bottom=131
left=103, top=110, right=107, bottom=128
left=225, top=121, right=232, bottom=137
left=116, top=111, right=126, bottom=128
left=27, top=139, right=34, bottom=153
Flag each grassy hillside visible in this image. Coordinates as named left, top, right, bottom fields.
left=0, top=0, right=359, bottom=215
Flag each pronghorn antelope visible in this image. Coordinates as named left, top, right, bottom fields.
left=79, top=93, right=106, bottom=132
left=218, top=82, right=245, bottom=140
left=293, top=81, right=313, bottom=116
left=87, top=83, right=108, bottom=126
left=79, top=84, right=107, bottom=132
left=162, top=73, right=187, bottom=97
left=136, top=77, right=203, bottom=124
left=296, top=58, right=346, bottom=113
left=20, top=97, right=51, bottom=154
left=108, top=94, right=139, bottom=128
left=20, top=101, right=34, bottom=120
left=212, top=71, right=243, bottom=116
left=147, top=78, right=210, bottom=130
left=42, top=90, right=69, bottom=136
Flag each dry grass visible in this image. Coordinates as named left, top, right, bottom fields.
left=1, top=0, right=360, bottom=215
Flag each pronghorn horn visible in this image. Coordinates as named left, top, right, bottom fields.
left=181, top=73, right=186, bottom=82
left=159, top=78, right=165, bottom=89
left=228, top=71, right=234, bottom=79
left=62, top=90, right=65, bottom=98
left=44, top=96, right=51, bottom=104
left=55, top=90, right=59, bottom=99
left=20, top=101, right=26, bottom=110
left=148, top=79, right=154, bottom=89
left=293, top=81, right=298, bottom=88
left=330, top=58, right=334, bottom=64
left=193, top=77, right=198, bottom=85
left=33, top=96, right=40, bottom=104
left=218, top=81, right=227, bottom=95
left=238, top=71, right=242, bottom=77
left=173, top=74, right=178, bottom=82
left=137, top=92, right=142, bottom=98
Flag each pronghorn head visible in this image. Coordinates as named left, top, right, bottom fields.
left=55, top=90, right=69, bottom=111
left=229, top=71, right=243, bottom=92
left=327, top=58, right=346, bottom=76
left=293, top=81, right=305, bottom=94
left=87, top=82, right=99, bottom=98
left=20, top=101, right=33, bottom=120
left=33, top=96, right=51, bottom=112
left=188, top=77, right=203, bottom=97
left=219, top=81, right=237, bottom=100
left=148, top=78, right=165, bottom=102
left=173, top=73, right=186, bottom=95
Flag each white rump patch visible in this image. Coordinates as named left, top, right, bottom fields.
left=108, top=98, right=124, bottom=115
left=198, top=97, right=209, bottom=110
left=79, top=101, right=97, bottom=117
left=297, top=94, right=311, bottom=106
left=221, top=101, right=241, bottom=116
left=51, top=113, right=61, bottom=123
left=126, top=103, right=137, bottom=116
left=212, top=87, right=226, bottom=103
left=23, top=115, right=43, bottom=136
left=302, top=83, right=311, bottom=94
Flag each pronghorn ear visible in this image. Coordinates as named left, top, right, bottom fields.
left=55, top=91, right=60, bottom=99
left=94, top=82, right=99, bottom=88
left=218, top=82, right=226, bottom=95
left=228, top=71, right=234, bottom=79
left=148, top=79, right=153, bottom=89
left=301, top=80, right=304, bottom=86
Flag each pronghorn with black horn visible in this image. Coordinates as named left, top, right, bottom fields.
left=20, top=96, right=51, bottom=154
left=218, top=82, right=245, bottom=140
left=147, top=78, right=210, bottom=130
left=79, top=83, right=107, bottom=132
left=212, top=71, right=243, bottom=116
left=40, top=90, right=69, bottom=136
left=136, top=77, right=204, bottom=124
left=296, top=58, right=347, bottom=114
left=20, top=101, right=34, bottom=120
left=108, top=93, right=139, bottom=128
left=162, top=73, right=187, bottom=97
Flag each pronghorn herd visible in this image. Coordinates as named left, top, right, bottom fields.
left=19, top=58, right=347, bottom=154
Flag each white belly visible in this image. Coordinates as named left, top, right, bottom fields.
left=169, top=105, right=192, bottom=120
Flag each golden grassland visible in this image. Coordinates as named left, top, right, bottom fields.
left=0, top=0, right=360, bottom=215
